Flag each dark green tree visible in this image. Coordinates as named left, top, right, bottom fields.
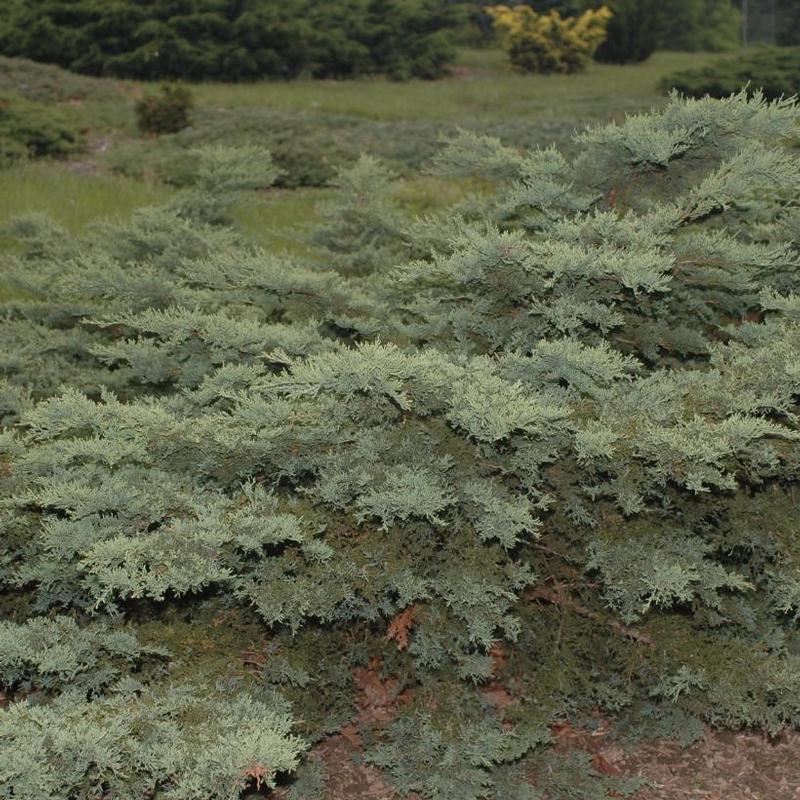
left=0, top=0, right=461, bottom=81
left=590, top=0, right=663, bottom=63
left=658, top=0, right=741, bottom=51
left=777, top=0, right=800, bottom=46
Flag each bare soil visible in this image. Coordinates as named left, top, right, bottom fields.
left=298, top=723, right=800, bottom=800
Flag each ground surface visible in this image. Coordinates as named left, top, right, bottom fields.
left=551, top=722, right=800, bottom=800
left=298, top=724, right=800, bottom=800
left=192, top=50, right=711, bottom=121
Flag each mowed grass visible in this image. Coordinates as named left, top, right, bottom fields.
left=0, top=164, right=329, bottom=261
left=193, top=51, right=718, bottom=122
left=232, top=188, right=330, bottom=257
left=0, top=162, right=329, bottom=261
left=0, top=162, right=172, bottom=237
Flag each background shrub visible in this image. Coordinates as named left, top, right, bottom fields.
left=135, top=84, right=194, bottom=135
left=0, top=92, right=84, bottom=167
left=661, top=46, right=800, bottom=100
left=107, top=107, right=580, bottom=188
left=0, top=0, right=461, bottom=81
left=587, top=0, right=663, bottom=63
left=776, top=0, right=800, bottom=47
left=656, top=0, right=741, bottom=52
left=585, top=0, right=739, bottom=63
left=492, top=0, right=740, bottom=65
left=487, top=4, right=612, bottom=73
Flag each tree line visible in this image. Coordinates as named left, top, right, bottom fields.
left=2, top=0, right=789, bottom=81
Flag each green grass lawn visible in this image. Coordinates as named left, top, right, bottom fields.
left=0, top=162, right=172, bottom=236
left=0, top=161, right=329, bottom=262
left=0, top=163, right=326, bottom=256
left=232, top=188, right=330, bottom=257
left=194, top=51, right=717, bottom=122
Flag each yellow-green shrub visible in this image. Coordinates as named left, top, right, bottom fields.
left=487, top=4, right=612, bottom=74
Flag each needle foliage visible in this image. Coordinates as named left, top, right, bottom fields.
left=1, top=92, right=800, bottom=798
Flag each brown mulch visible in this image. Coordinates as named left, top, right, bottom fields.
left=313, top=735, right=414, bottom=800
left=549, top=719, right=800, bottom=800
left=268, top=653, right=800, bottom=799
left=237, top=613, right=799, bottom=798
left=605, top=728, right=800, bottom=800
left=299, top=719, right=800, bottom=800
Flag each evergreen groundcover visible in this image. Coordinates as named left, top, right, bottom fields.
left=0, top=91, right=85, bottom=167
left=1, top=91, right=800, bottom=798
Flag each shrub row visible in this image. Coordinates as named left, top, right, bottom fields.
left=661, top=45, right=800, bottom=101
left=594, top=0, right=741, bottom=62
left=0, top=0, right=461, bottom=81
left=478, top=0, right=741, bottom=65
left=487, top=4, right=612, bottom=74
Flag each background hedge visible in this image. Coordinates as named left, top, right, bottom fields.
left=0, top=0, right=461, bottom=81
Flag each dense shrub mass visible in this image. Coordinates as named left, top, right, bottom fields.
left=0, top=0, right=460, bottom=81
left=661, top=46, right=800, bottom=100
left=584, top=0, right=740, bottom=63
left=135, top=84, right=194, bottom=135
left=776, top=0, right=800, bottom=47
left=487, top=4, right=612, bottom=73
left=0, top=91, right=85, bottom=166
left=585, top=0, right=662, bottom=63
left=654, top=0, right=740, bottom=53
left=0, top=54, right=121, bottom=103
left=108, top=107, right=579, bottom=188
left=1, top=93, right=800, bottom=797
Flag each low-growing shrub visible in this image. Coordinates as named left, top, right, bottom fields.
left=2, top=93, right=800, bottom=797
left=1, top=676, right=305, bottom=800
left=0, top=54, right=122, bottom=103
left=487, top=4, right=612, bottom=73
left=661, top=46, right=800, bottom=100
left=135, top=84, right=194, bottom=136
left=0, top=91, right=84, bottom=166
left=108, top=107, right=580, bottom=188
